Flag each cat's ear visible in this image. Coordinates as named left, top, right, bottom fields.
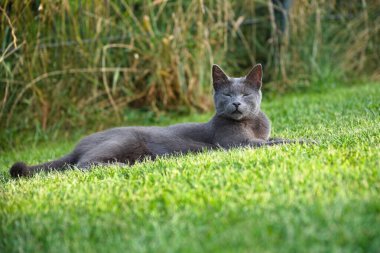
left=212, top=64, right=229, bottom=90
left=245, top=64, right=262, bottom=89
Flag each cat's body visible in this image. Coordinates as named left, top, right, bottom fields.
left=10, top=64, right=298, bottom=178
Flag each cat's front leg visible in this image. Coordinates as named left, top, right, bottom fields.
left=220, top=138, right=303, bottom=150
left=216, top=139, right=263, bottom=149
left=268, top=138, right=318, bottom=145
left=246, top=138, right=316, bottom=148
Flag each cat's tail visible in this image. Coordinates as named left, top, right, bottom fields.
left=9, top=153, right=77, bottom=178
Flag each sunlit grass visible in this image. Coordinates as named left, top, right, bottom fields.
left=1, top=83, right=379, bottom=252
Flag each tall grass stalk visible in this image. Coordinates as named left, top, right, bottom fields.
left=0, top=0, right=379, bottom=148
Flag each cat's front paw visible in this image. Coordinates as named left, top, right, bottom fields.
left=298, top=139, right=319, bottom=145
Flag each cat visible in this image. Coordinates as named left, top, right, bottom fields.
left=10, top=64, right=304, bottom=178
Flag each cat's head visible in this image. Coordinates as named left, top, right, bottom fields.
left=212, top=64, right=263, bottom=121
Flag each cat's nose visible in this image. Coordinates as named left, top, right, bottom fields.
left=232, top=102, right=241, bottom=108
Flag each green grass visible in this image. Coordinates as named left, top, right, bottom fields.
left=1, top=83, right=380, bottom=253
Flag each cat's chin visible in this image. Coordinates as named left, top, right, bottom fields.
left=225, top=113, right=246, bottom=121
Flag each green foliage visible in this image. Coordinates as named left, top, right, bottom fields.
left=1, top=83, right=379, bottom=253
left=0, top=0, right=379, bottom=148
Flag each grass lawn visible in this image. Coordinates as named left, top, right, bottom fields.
left=1, top=83, right=379, bottom=253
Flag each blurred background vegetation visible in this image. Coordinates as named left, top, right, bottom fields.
left=0, top=0, right=379, bottom=149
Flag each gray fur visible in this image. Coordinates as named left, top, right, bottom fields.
left=10, top=64, right=301, bottom=178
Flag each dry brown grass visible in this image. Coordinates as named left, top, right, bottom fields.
left=0, top=0, right=379, bottom=147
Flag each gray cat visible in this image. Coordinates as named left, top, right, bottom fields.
left=10, top=64, right=302, bottom=178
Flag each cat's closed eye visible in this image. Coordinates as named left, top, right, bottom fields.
left=243, top=94, right=252, bottom=97
left=223, top=93, right=232, bottom=97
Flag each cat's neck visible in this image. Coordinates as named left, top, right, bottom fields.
left=210, top=113, right=259, bottom=126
